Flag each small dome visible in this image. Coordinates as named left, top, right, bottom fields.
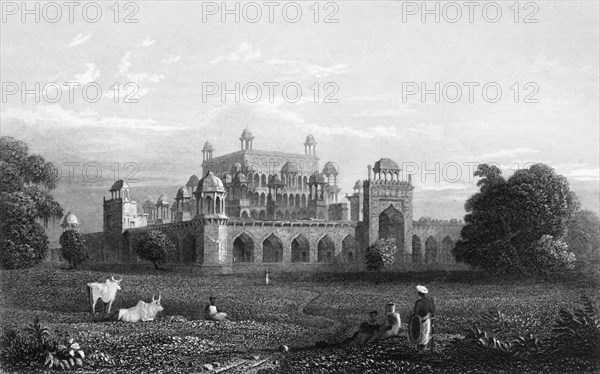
left=171, top=201, right=178, bottom=211
left=268, top=174, right=285, bottom=187
left=234, top=171, right=247, bottom=184
left=233, top=162, right=242, bottom=171
left=309, top=171, right=326, bottom=184
left=156, top=194, right=169, bottom=205
left=304, top=134, right=316, bottom=145
left=354, top=180, right=363, bottom=189
left=240, top=127, right=254, bottom=141
left=223, top=173, right=233, bottom=184
left=61, top=211, right=79, bottom=228
left=143, top=199, right=154, bottom=208
left=110, top=180, right=129, bottom=191
left=186, top=175, right=199, bottom=188
left=374, top=158, right=399, bottom=172
left=197, top=172, right=225, bottom=194
left=281, top=161, right=299, bottom=174
left=322, top=161, right=338, bottom=176
left=203, top=141, right=214, bottom=151
left=176, top=186, right=190, bottom=200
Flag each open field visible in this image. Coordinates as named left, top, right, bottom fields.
left=0, top=268, right=599, bottom=373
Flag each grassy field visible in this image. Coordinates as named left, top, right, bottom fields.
left=0, top=268, right=598, bottom=373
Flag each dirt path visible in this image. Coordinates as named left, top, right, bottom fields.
left=214, top=289, right=350, bottom=373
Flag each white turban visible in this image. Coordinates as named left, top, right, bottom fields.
left=416, top=285, right=428, bottom=294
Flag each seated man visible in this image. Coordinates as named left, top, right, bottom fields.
left=353, top=310, right=381, bottom=345
left=204, top=296, right=228, bottom=321
left=374, top=302, right=402, bottom=340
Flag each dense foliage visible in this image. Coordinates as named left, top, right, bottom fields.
left=59, top=230, right=88, bottom=269
left=565, top=210, right=600, bottom=273
left=0, top=136, right=63, bottom=269
left=365, top=238, right=397, bottom=283
left=453, top=163, right=579, bottom=277
left=136, top=230, right=176, bottom=270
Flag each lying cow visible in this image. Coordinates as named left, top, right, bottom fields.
left=116, top=294, right=164, bottom=322
left=87, top=275, right=122, bottom=314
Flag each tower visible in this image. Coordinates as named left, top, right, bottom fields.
left=307, top=171, right=328, bottom=219
left=175, top=186, right=192, bottom=222
left=347, top=180, right=364, bottom=221
left=304, top=134, right=317, bottom=155
left=239, top=127, right=254, bottom=150
left=202, top=141, right=214, bottom=162
left=194, top=172, right=230, bottom=274
left=363, top=158, right=414, bottom=263
left=155, top=195, right=170, bottom=224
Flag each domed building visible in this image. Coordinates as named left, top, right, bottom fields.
left=61, top=211, right=80, bottom=231
left=86, top=129, right=463, bottom=275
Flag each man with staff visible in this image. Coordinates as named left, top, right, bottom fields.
left=408, top=285, right=436, bottom=353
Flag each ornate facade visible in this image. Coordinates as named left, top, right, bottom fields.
left=77, top=129, right=465, bottom=273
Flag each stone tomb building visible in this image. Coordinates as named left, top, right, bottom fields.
left=81, top=129, right=463, bottom=273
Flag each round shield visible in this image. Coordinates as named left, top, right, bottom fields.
left=408, top=314, right=422, bottom=344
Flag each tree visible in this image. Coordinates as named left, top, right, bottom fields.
left=136, top=230, right=175, bottom=270
left=0, top=136, right=63, bottom=269
left=365, top=238, right=397, bottom=284
left=59, top=230, right=88, bottom=269
left=453, top=163, right=579, bottom=277
left=565, top=210, right=600, bottom=273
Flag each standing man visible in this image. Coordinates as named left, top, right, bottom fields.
left=413, top=285, right=436, bottom=353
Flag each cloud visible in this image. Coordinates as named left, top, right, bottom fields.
left=1, top=105, right=175, bottom=132
left=352, top=106, right=416, bottom=118
left=72, top=63, right=100, bottom=85
left=138, top=37, right=155, bottom=47
left=148, top=74, right=165, bottom=83
left=210, top=43, right=261, bottom=64
left=267, top=59, right=348, bottom=79
left=477, top=147, right=539, bottom=160
left=68, top=33, right=92, bottom=48
left=162, top=55, right=181, bottom=64
left=118, top=51, right=132, bottom=75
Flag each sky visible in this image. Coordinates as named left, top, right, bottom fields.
left=1, top=1, right=598, bottom=237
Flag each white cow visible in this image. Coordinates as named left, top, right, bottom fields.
left=87, top=276, right=122, bottom=314
left=118, top=294, right=164, bottom=322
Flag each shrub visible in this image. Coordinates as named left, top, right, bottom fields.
left=136, top=230, right=176, bottom=270
left=550, top=295, right=600, bottom=360
left=59, top=230, right=88, bottom=269
left=365, top=238, right=397, bottom=284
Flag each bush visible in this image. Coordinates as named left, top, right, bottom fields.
left=136, top=230, right=176, bottom=270
left=0, top=316, right=98, bottom=370
left=365, top=238, right=397, bottom=284
left=59, top=230, right=88, bottom=269
left=550, top=295, right=600, bottom=360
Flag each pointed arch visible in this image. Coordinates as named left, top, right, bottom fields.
left=285, top=211, right=291, bottom=220
left=263, top=234, right=283, bottom=262
left=215, top=196, right=221, bottom=214
left=301, top=194, right=307, bottom=207
left=295, top=194, right=300, bottom=207
left=303, top=176, right=308, bottom=189
left=425, top=236, right=438, bottom=264
left=291, top=234, right=310, bottom=262
left=318, top=234, right=335, bottom=262
left=289, top=193, right=294, bottom=207
left=253, top=173, right=260, bottom=187
left=442, top=236, right=454, bottom=263
left=378, top=205, right=405, bottom=253
left=182, top=232, right=197, bottom=263
left=233, top=233, right=254, bottom=263
left=283, top=193, right=288, bottom=207
left=297, top=175, right=302, bottom=188
left=261, top=174, right=267, bottom=187
left=260, top=193, right=266, bottom=206
left=241, top=211, right=249, bottom=219
left=259, top=210, right=266, bottom=220
left=412, top=235, right=422, bottom=264
left=204, top=196, right=213, bottom=214
left=342, top=235, right=356, bottom=263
